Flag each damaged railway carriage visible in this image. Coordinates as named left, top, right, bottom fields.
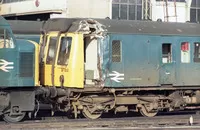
left=2, top=16, right=200, bottom=122
left=37, top=18, right=200, bottom=119
left=0, top=17, right=39, bottom=122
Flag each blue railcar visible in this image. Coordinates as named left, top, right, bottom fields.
left=94, top=19, right=200, bottom=87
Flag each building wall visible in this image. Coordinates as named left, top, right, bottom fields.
left=151, top=0, right=191, bottom=22
left=0, top=0, right=111, bottom=19
left=0, top=0, right=67, bottom=16
left=66, top=0, right=111, bottom=19
left=0, top=0, right=196, bottom=23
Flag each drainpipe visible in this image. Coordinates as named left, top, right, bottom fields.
left=185, top=0, right=192, bottom=22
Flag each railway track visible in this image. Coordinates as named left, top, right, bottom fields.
left=0, top=111, right=200, bottom=130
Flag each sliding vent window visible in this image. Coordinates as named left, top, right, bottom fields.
left=112, top=40, right=121, bottom=62
left=194, top=43, right=200, bottom=62
left=46, top=37, right=57, bottom=64
left=162, top=43, right=172, bottom=63
left=0, top=28, right=14, bottom=48
left=57, top=37, right=72, bottom=65
left=181, top=42, right=190, bottom=63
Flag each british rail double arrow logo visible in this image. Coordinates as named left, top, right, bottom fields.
left=109, top=71, right=124, bottom=83
left=0, top=59, right=14, bottom=72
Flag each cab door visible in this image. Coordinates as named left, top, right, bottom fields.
left=42, top=32, right=58, bottom=86
left=54, top=33, right=84, bottom=88
left=42, top=32, right=84, bottom=88
left=53, top=35, right=72, bottom=87
left=159, top=42, right=176, bottom=85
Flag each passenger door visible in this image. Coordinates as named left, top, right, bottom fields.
left=159, top=42, right=176, bottom=85
left=107, top=37, right=124, bottom=87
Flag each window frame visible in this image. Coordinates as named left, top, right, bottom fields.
left=46, top=36, right=57, bottom=64
left=162, top=43, right=172, bottom=64
left=193, top=42, right=200, bottom=63
left=180, top=42, right=190, bottom=63
left=0, top=28, right=15, bottom=49
left=57, top=36, right=72, bottom=66
left=112, top=40, right=122, bottom=63
left=112, top=0, right=143, bottom=20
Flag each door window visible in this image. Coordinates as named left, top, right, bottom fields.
left=194, top=42, right=200, bottom=62
left=162, top=43, right=172, bottom=63
left=46, top=37, right=57, bottom=64
left=57, top=37, right=72, bottom=65
left=181, top=42, right=190, bottom=63
left=112, top=40, right=121, bottom=62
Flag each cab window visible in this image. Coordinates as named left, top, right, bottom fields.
left=194, top=42, right=200, bottom=62
left=0, top=28, right=14, bottom=49
left=46, top=37, right=57, bottom=64
left=57, top=37, right=72, bottom=65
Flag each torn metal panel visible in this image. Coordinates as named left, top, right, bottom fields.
left=69, top=19, right=107, bottom=37
left=98, top=35, right=110, bottom=87
left=42, top=18, right=107, bottom=38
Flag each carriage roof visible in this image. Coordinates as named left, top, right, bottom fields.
left=5, top=17, right=200, bottom=36
left=7, top=20, right=43, bottom=35
left=42, top=18, right=200, bottom=36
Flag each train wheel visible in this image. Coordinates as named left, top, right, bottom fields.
left=3, top=112, right=26, bottom=123
left=82, top=107, right=102, bottom=119
left=139, top=105, right=157, bottom=117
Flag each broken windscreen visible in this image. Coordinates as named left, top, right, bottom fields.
left=0, top=28, right=14, bottom=48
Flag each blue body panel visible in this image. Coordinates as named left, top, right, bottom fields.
left=102, top=33, right=200, bottom=87
left=0, top=40, right=35, bottom=87
left=17, top=39, right=35, bottom=87
left=0, top=17, right=36, bottom=87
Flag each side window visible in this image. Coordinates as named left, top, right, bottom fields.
left=194, top=42, right=200, bottom=62
left=39, top=35, right=48, bottom=62
left=0, top=28, right=14, bottom=49
left=181, top=42, right=190, bottom=63
left=112, top=40, right=121, bottom=62
left=46, top=37, right=57, bottom=64
left=162, top=43, right=172, bottom=63
left=57, top=37, right=72, bottom=65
